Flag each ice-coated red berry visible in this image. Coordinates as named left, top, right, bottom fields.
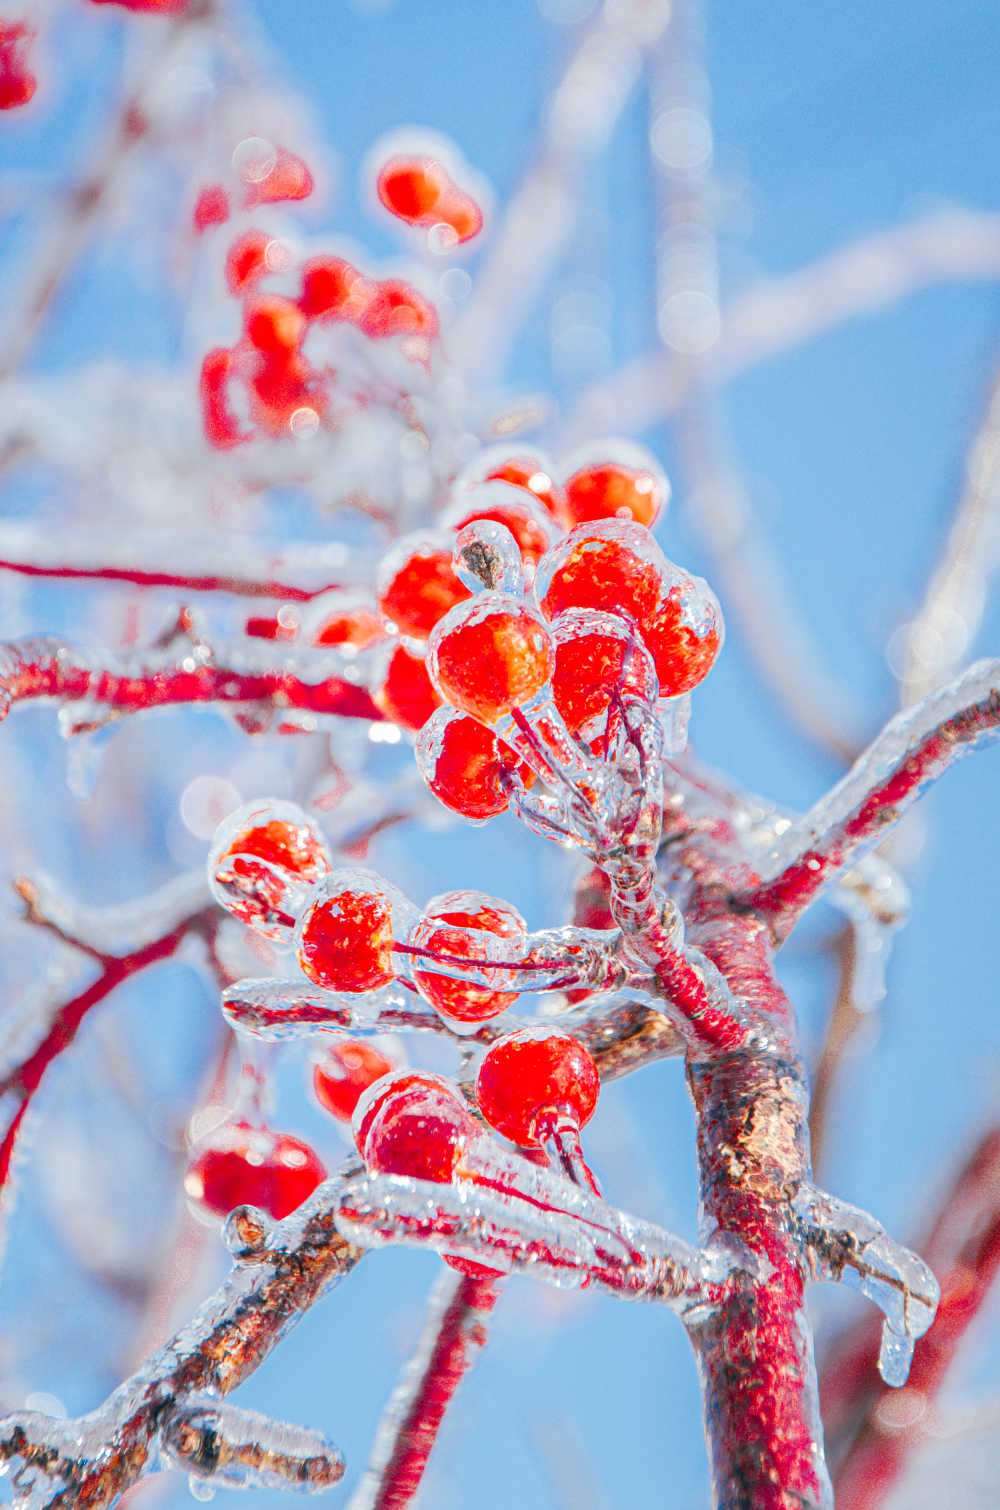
left=185, top=1122, right=326, bottom=1221
left=562, top=458, right=667, bottom=529
left=481, top=455, right=565, bottom=523
left=536, top=522, right=722, bottom=697
left=551, top=628, right=627, bottom=735
left=430, top=596, right=554, bottom=725
left=243, top=146, right=313, bottom=208
left=353, top=1071, right=478, bottom=1183
left=415, top=707, right=532, bottom=820
left=450, top=488, right=553, bottom=568
left=410, top=892, right=526, bottom=1023
left=297, top=877, right=398, bottom=993
left=476, top=1030, right=599, bottom=1148
left=377, top=541, right=471, bottom=640
left=193, top=184, right=230, bottom=232
left=360, top=280, right=438, bottom=340
left=244, top=294, right=307, bottom=356
left=209, top=801, right=331, bottom=936
left=299, top=256, right=373, bottom=322
left=200, top=347, right=251, bottom=449
left=313, top=1039, right=394, bottom=1122
left=225, top=230, right=272, bottom=294
left=376, top=644, right=442, bottom=732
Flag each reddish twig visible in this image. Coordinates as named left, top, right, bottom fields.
left=0, top=557, right=326, bottom=602
left=821, top=1126, right=1000, bottom=1510
left=739, top=660, right=1000, bottom=937
left=348, top=1270, right=500, bottom=1510
left=0, top=634, right=382, bottom=729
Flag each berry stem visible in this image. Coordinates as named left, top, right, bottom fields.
left=536, top=1109, right=602, bottom=1196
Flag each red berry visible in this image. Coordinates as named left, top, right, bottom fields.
left=243, top=146, right=313, bottom=208
left=376, top=643, right=442, bottom=732
left=199, top=347, right=251, bottom=449
left=246, top=347, right=321, bottom=435
left=562, top=448, right=669, bottom=530
left=299, top=256, right=373, bottom=322
left=244, top=294, right=307, bottom=356
left=354, top=1071, right=478, bottom=1183
left=209, top=801, right=330, bottom=936
left=311, top=605, right=384, bottom=649
left=447, top=483, right=554, bottom=568
left=415, top=707, right=533, bottom=820
left=225, top=230, right=272, bottom=294
left=360, top=279, right=438, bottom=340
left=192, top=185, right=230, bottom=233
left=245, top=612, right=299, bottom=642
left=476, top=1030, right=599, bottom=1148
left=376, top=155, right=483, bottom=244
left=185, top=1122, right=326, bottom=1221
left=296, top=874, right=400, bottom=993
left=313, top=1039, right=394, bottom=1122
left=429, top=596, right=554, bottom=725
left=536, top=522, right=722, bottom=697
left=377, top=538, right=471, bottom=640
left=410, top=891, right=526, bottom=1023
left=0, top=22, right=34, bottom=111
left=549, top=608, right=656, bottom=736
left=481, top=454, right=565, bottom=523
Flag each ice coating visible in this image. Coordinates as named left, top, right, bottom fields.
left=443, top=480, right=556, bottom=569
left=162, top=1399, right=344, bottom=1493
left=428, top=591, right=555, bottom=724
left=407, top=889, right=528, bottom=1023
left=294, top=867, right=416, bottom=993
left=414, top=704, right=528, bottom=821
left=451, top=515, right=526, bottom=595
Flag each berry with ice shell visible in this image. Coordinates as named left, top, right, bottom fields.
left=311, top=604, right=384, bottom=649
left=429, top=595, right=555, bottom=725
left=415, top=706, right=533, bottom=820
left=313, top=1039, right=395, bottom=1122
left=549, top=607, right=658, bottom=737
left=375, top=643, right=442, bottom=732
left=185, top=1121, right=326, bottom=1221
left=444, top=481, right=554, bottom=568
left=208, top=800, right=331, bottom=939
left=360, top=278, right=439, bottom=340
left=536, top=519, right=722, bottom=697
left=296, top=870, right=408, bottom=993
left=561, top=442, right=669, bottom=529
left=192, top=184, right=229, bottom=232
left=353, top=1071, right=479, bottom=1184
left=377, top=534, right=471, bottom=640
left=409, top=891, right=527, bottom=1024
left=457, top=448, right=566, bottom=524
left=476, top=1028, right=599, bottom=1149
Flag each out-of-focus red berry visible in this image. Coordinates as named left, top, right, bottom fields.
left=416, top=708, right=533, bottom=821
left=430, top=598, right=554, bottom=725
left=354, top=1071, right=478, bottom=1183
left=245, top=614, right=299, bottom=642
left=88, top=0, right=189, bottom=11
left=377, top=545, right=470, bottom=640
left=192, top=184, right=230, bottom=233
left=377, top=155, right=483, bottom=244
left=313, top=1039, right=394, bottom=1122
left=299, top=256, right=373, bottom=322
left=376, top=644, right=442, bottom=732
left=244, top=295, right=307, bottom=356
left=243, top=146, right=313, bottom=208
left=312, top=607, right=383, bottom=649
left=360, top=280, right=439, bottom=340
left=297, top=884, right=397, bottom=993
left=185, top=1122, right=326, bottom=1221
left=200, top=347, right=251, bottom=449
left=0, top=22, right=36, bottom=111
left=226, top=230, right=272, bottom=294
left=411, top=893, right=526, bottom=1023
left=476, top=1030, right=599, bottom=1148
left=451, top=495, right=551, bottom=567
left=482, top=455, right=565, bottom=523
left=562, top=460, right=667, bottom=529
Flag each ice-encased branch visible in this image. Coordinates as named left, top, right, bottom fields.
left=338, top=1149, right=743, bottom=1311
left=162, top=1398, right=344, bottom=1493
left=0, top=633, right=382, bottom=732
left=740, top=658, right=1000, bottom=934
left=0, top=1168, right=364, bottom=1510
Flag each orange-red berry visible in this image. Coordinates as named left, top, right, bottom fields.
left=476, top=1030, right=599, bottom=1149
left=430, top=597, right=554, bottom=725
left=354, top=1071, right=478, bottom=1183
left=185, top=1122, right=326, bottom=1221
left=299, top=256, right=373, bottom=322
left=377, top=155, right=483, bottom=244
left=225, top=230, right=272, bottom=294
left=360, top=279, right=438, bottom=340
left=209, top=803, right=330, bottom=936
left=376, top=643, right=442, bottom=732
left=200, top=347, right=251, bottom=448
left=410, top=892, right=526, bottom=1023
left=243, top=146, right=313, bottom=208
left=377, top=541, right=471, bottom=640
left=297, top=879, right=398, bottom=993
left=192, top=184, right=230, bottom=233
left=416, top=707, right=532, bottom=821
left=313, top=1039, right=394, bottom=1122
left=562, top=459, right=667, bottom=530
